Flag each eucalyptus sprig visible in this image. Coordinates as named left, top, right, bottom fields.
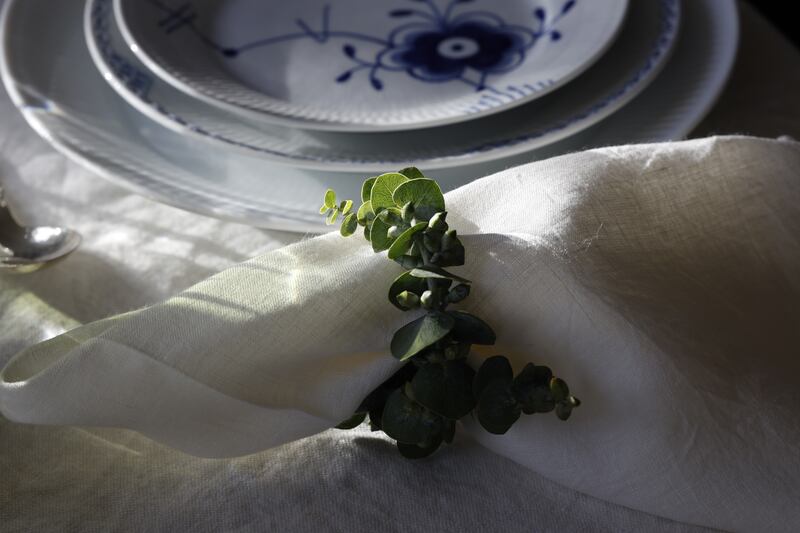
left=321, top=168, right=580, bottom=459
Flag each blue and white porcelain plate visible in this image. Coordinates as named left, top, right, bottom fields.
left=91, top=0, right=676, bottom=171
left=1, top=0, right=737, bottom=232
left=113, top=0, right=629, bottom=131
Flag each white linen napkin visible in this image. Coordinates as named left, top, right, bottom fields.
left=2, top=136, right=799, bottom=532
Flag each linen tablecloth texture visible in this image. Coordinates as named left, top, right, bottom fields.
left=3, top=3, right=800, bottom=532
left=3, top=135, right=800, bottom=533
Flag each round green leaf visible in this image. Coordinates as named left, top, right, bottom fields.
left=324, top=189, right=336, bottom=209
left=390, top=311, right=455, bottom=361
left=392, top=179, right=445, bottom=221
left=476, top=380, right=521, bottom=435
left=381, top=389, right=443, bottom=444
left=340, top=213, right=358, bottom=237
left=410, top=360, right=476, bottom=419
left=361, top=177, right=377, bottom=203
left=550, top=377, right=570, bottom=403
left=370, top=172, right=409, bottom=212
left=515, top=384, right=555, bottom=415
left=556, top=402, right=573, bottom=421
left=474, top=355, right=513, bottom=399
left=369, top=217, right=394, bottom=252
left=356, top=200, right=374, bottom=225
left=388, top=222, right=427, bottom=260
left=340, top=199, right=353, bottom=216
left=335, top=412, right=366, bottom=430
left=377, top=207, right=403, bottom=226
left=447, top=284, right=471, bottom=303
left=513, top=363, right=552, bottom=390
left=398, top=167, right=426, bottom=180
left=326, top=207, right=340, bottom=225
left=448, top=311, right=496, bottom=345
left=410, top=265, right=471, bottom=284
left=319, top=205, right=329, bottom=215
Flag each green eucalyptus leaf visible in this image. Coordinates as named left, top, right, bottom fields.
left=422, top=230, right=442, bottom=253
left=410, top=360, right=476, bottom=419
left=356, top=201, right=374, bottom=226
left=550, top=377, right=570, bottom=403
left=324, top=189, right=336, bottom=209
left=513, top=363, right=556, bottom=413
left=361, top=177, right=377, bottom=202
left=370, top=173, right=409, bottom=211
left=448, top=311, right=496, bottom=345
left=390, top=312, right=455, bottom=361
left=392, top=179, right=445, bottom=221
left=376, top=207, right=403, bottom=226
left=401, top=202, right=415, bottom=223
left=340, top=213, right=358, bottom=237
left=513, top=363, right=552, bottom=390
left=326, top=207, right=340, bottom=225
left=335, top=411, right=366, bottom=430
left=409, top=265, right=471, bottom=284
left=388, top=222, right=427, bottom=260
left=397, top=437, right=442, bottom=459
left=399, top=167, right=426, bottom=180
left=476, top=380, right=521, bottom=435
left=381, top=389, right=443, bottom=444
left=555, top=402, right=573, bottom=421
left=397, top=255, right=423, bottom=269
left=474, top=355, right=513, bottom=399
left=319, top=205, right=329, bottom=215
left=340, top=199, right=353, bottom=216
left=389, top=272, right=428, bottom=311
left=433, top=229, right=465, bottom=266
left=358, top=364, right=418, bottom=428
left=447, top=284, right=470, bottom=303
left=369, top=217, right=394, bottom=252
left=364, top=224, right=371, bottom=241
left=516, top=384, right=555, bottom=415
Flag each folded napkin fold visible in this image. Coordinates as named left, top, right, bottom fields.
left=2, top=136, right=799, bottom=532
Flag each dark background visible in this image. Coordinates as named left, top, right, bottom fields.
left=744, top=1, right=798, bottom=47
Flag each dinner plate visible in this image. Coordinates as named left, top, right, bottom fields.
left=0, top=0, right=738, bottom=233
left=113, top=0, right=629, bottom=132
left=90, top=0, right=676, bottom=172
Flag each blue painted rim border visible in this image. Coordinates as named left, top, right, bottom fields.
left=90, top=0, right=679, bottom=166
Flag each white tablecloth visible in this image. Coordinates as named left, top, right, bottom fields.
left=1, top=3, right=798, bottom=532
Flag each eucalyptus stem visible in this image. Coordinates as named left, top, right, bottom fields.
left=320, top=168, right=580, bottom=459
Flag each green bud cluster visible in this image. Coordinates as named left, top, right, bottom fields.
left=321, top=168, right=580, bottom=459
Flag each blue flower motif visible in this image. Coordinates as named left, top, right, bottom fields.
left=153, top=0, right=577, bottom=94
left=386, top=17, right=532, bottom=86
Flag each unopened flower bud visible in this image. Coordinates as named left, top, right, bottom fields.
left=428, top=211, right=448, bottom=231
left=401, top=202, right=415, bottom=223
left=387, top=225, right=403, bottom=239
left=441, top=228, right=458, bottom=250
left=396, top=290, right=420, bottom=309
left=399, top=255, right=420, bottom=269
left=420, top=290, right=436, bottom=309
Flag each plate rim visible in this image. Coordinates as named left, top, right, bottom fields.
left=92, top=0, right=678, bottom=172
left=112, top=0, right=631, bottom=132
left=0, top=0, right=740, bottom=233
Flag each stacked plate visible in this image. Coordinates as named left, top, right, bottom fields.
left=0, top=0, right=738, bottom=232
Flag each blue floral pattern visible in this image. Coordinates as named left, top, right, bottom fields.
left=151, top=0, right=576, bottom=94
